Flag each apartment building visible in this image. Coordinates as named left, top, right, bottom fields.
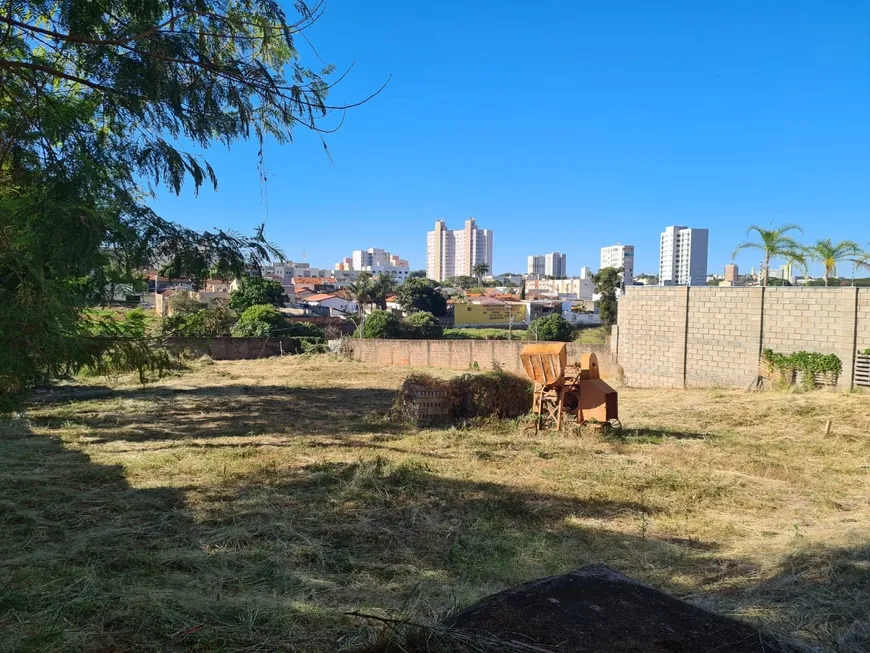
left=426, top=218, right=493, bottom=282
left=527, top=252, right=566, bottom=277
left=600, top=244, right=634, bottom=289
left=659, top=226, right=709, bottom=286
left=334, top=247, right=410, bottom=283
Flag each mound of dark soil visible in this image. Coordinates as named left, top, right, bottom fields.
left=384, top=564, right=805, bottom=653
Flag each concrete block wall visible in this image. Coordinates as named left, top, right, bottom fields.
left=617, top=286, right=870, bottom=389
left=762, top=288, right=858, bottom=389
left=686, top=287, right=763, bottom=387
left=165, top=337, right=308, bottom=360
left=346, top=339, right=616, bottom=379
left=855, top=290, right=870, bottom=355
left=617, top=286, right=688, bottom=387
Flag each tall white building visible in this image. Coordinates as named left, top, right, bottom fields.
left=335, top=248, right=410, bottom=283
left=527, top=252, right=566, bottom=277
left=527, top=255, right=545, bottom=276
left=579, top=266, right=593, bottom=280
left=658, top=226, right=709, bottom=286
left=600, top=244, right=635, bottom=289
left=426, top=218, right=493, bottom=282
left=545, top=252, right=567, bottom=278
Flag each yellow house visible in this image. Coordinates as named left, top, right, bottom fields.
left=454, top=302, right=526, bottom=326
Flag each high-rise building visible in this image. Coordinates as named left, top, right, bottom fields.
left=600, top=244, right=635, bottom=288
left=527, top=252, right=566, bottom=277
left=658, top=226, right=709, bottom=286
left=334, top=247, right=410, bottom=282
left=527, top=255, right=545, bottom=276
left=579, top=266, right=593, bottom=280
left=544, top=252, right=567, bottom=278
left=724, top=263, right=739, bottom=283
left=426, top=218, right=493, bottom=282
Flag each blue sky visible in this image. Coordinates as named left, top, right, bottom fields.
left=150, top=0, right=869, bottom=277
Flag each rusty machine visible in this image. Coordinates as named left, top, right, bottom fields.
left=520, top=343, right=620, bottom=432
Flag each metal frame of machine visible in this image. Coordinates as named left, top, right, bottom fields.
left=520, top=343, right=621, bottom=433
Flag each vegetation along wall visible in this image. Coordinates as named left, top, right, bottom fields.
left=616, top=286, right=870, bottom=389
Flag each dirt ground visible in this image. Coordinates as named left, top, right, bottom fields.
left=2, top=355, right=868, bottom=652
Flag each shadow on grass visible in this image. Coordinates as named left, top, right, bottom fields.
left=4, top=385, right=862, bottom=652
left=29, top=385, right=402, bottom=441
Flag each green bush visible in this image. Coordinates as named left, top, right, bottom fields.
left=165, top=304, right=234, bottom=337
left=229, top=276, right=288, bottom=312
left=231, top=304, right=284, bottom=337
left=362, top=310, right=405, bottom=339
left=403, top=311, right=443, bottom=339
left=284, top=321, right=325, bottom=339
left=527, top=314, right=573, bottom=342
left=762, top=349, right=842, bottom=388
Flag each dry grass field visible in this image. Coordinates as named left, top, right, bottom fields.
left=2, top=355, right=869, bottom=652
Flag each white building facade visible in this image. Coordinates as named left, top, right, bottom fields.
left=600, top=244, right=635, bottom=289
left=527, top=252, right=566, bottom=277
left=545, top=252, right=567, bottom=278
left=658, top=226, right=709, bottom=286
left=427, top=218, right=493, bottom=282
left=335, top=247, right=410, bottom=283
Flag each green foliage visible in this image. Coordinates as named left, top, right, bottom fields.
left=762, top=349, right=841, bottom=388
left=732, top=224, right=805, bottom=286
left=408, top=270, right=427, bottom=278
left=362, top=310, right=405, bottom=339
left=284, top=321, right=326, bottom=339
left=807, top=239, right=864, bottom=286
left=164, top=304, right=234, bottom=338
left=528, top=314, right=573, bottom=342
left=446, top=275, right=478, bottom=290
left=472, top=262, right=490, bottom=284
left=765, top=277, right=792, bottom=287
left=231, top=304, right=285, bottom=338
left=229, top=277, right=288, bottom=312
left=168, top=293, right=206, bottom=316
left=395, top=278, right=448, bottom=316
left=592, top=267, right=622, bottom=328
left=859, top=349, right=870, bottom=357
left=0, top=0, right=343, bottom=399
left=402, top=311, right=444, bottom=339
left=370, top=273, right=397, bottom=310
left=81, top=310, right=182, bottom=385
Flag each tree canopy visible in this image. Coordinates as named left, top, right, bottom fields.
left=229, top=277, right=288, bottom=312
left=395, top=277, right=448, bottom=316
left=592, top=267, right=622, bottom=329
left=0, top=1, right=368, bottom=399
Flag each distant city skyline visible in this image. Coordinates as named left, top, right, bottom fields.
left=148, top=2, right=868, bottom=279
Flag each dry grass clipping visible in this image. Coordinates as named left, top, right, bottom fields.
left=1, top=355, right=868, bottom=652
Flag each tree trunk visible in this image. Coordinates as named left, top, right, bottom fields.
left=762, top=253, right=770, bottom=287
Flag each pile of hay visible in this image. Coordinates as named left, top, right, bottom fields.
left=394, top=372, right=532, bottom=424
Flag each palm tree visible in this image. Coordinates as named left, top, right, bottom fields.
left=346, top=272, right=374, bottom=335
left=370, top=273, right=397, bottom=310
left=847, top=247, right=870, bottom=286
left=732, top=224, right=804, bottom=287
left=472, top=262, right=490, bottom=286
left=808, top=239, right=862, bottom=286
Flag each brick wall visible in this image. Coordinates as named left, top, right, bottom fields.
left=617, top=286, right=688, bottom=387
left=618, top=286, right=870, bottom=390
left=165, top=337, right=308, bottom=360
left=346, top=339, right=616, bottom=378
left=685, top=287, right=763, bottom=387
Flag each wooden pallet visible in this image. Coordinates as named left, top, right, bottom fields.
left=855, top=355, right=870, bottom=388
left=403, top=387, right=452, bottom=424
